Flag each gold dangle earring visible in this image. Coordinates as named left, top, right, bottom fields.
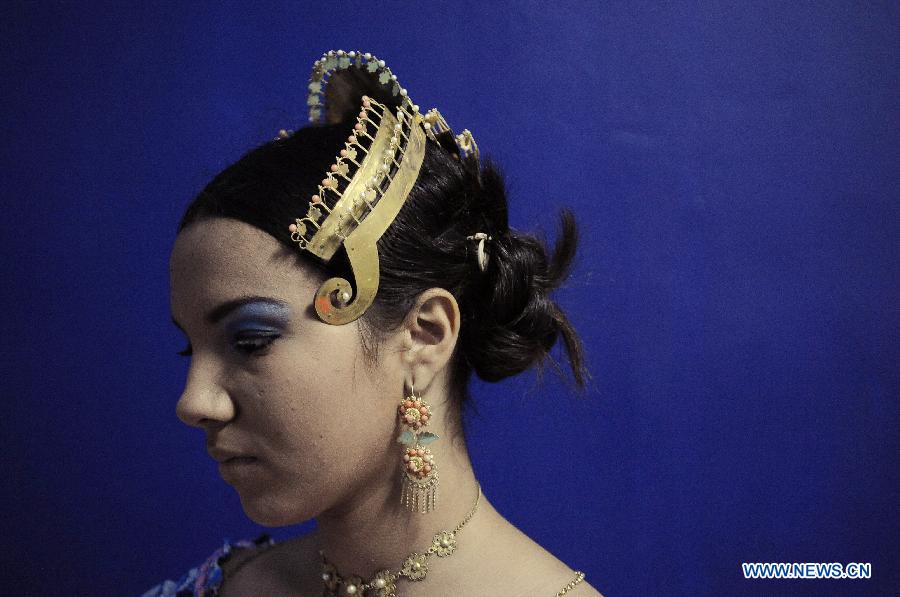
left=396, top=381, right=440, bottom=513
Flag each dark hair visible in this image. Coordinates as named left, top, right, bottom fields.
left=179, top=123, right=588, bottom=417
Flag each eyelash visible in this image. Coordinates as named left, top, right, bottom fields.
left=233, top=334, right=279, bottom=355
left=176, top=335, right=280, bottom=358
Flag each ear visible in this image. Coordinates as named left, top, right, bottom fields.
left=400, top=288, right=461, bottom=391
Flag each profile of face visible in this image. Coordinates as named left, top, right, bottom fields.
left=169, top=218, right=406, bottom=526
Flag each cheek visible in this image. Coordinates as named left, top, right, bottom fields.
left=235, top=351, right=400, bottom=526
left=236, top=324, right=405, bottom=496
left=254, top=340, right=398, bottom=472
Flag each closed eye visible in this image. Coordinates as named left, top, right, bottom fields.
left=233, top=334, right=280, bottom=355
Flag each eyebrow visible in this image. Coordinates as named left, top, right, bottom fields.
left=171, top=295, right=291, bottom=332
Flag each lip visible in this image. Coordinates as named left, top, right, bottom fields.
left=220, top=456, right=258, bottom=466
left=208, top=446, right=257, bottom=464
left=217, top=456, right=260, bottom=482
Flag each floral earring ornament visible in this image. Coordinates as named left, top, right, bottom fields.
left=397, top=383, right=440, bottom=512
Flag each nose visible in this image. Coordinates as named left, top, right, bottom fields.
left=175, top=355, right=235, bottom=428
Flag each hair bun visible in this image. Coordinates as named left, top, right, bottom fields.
left=461, top=209, right=586, bottom=385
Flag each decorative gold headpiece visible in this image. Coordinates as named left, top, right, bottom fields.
left=286, top=50, right=478, bottom=325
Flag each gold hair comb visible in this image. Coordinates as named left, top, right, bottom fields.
left=288, top=50, right=478, bottom=325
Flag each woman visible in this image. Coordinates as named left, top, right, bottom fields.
left=146, top=50, right=602, bottom=597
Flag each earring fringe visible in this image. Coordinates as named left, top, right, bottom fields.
left=401, top=472, right=439, bottom=513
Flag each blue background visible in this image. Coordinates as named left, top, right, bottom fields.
left=2, top=2, right=897, bottom=596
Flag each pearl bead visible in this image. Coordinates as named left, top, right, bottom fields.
left=441, top=539, right=450, bottom=547
left=378, top=60, right=385, bottom=67
left=413, top=562, right=421, bottom=569
left=375, top=579, right=386, bottom=588
left=346, top=584, right=357, bottom=594
left=322, top=572, right=331, bottom=581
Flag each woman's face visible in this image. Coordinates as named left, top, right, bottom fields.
left=169, top=217, right=403, bottom=526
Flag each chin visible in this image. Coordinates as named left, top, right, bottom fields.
left=239, top=491, right=316, bottom=527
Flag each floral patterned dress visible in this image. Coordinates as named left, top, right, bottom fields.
left=141, top=533, right=274, bottom=597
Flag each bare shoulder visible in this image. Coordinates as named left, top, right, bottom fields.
left=498, top=528, right=604, bottom=597
left=460, top=499, right=604, bottom=597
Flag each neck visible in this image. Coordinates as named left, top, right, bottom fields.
left=314, top=432, right=480, bottom=579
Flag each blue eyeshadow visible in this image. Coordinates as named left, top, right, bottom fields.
left=223, top=301, right=291, bottom=334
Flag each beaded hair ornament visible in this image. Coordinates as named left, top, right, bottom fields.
left=287, top=50, right=481, bottom=325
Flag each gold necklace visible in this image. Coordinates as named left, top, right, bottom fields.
left=320, top=483, right=481, bottom=596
